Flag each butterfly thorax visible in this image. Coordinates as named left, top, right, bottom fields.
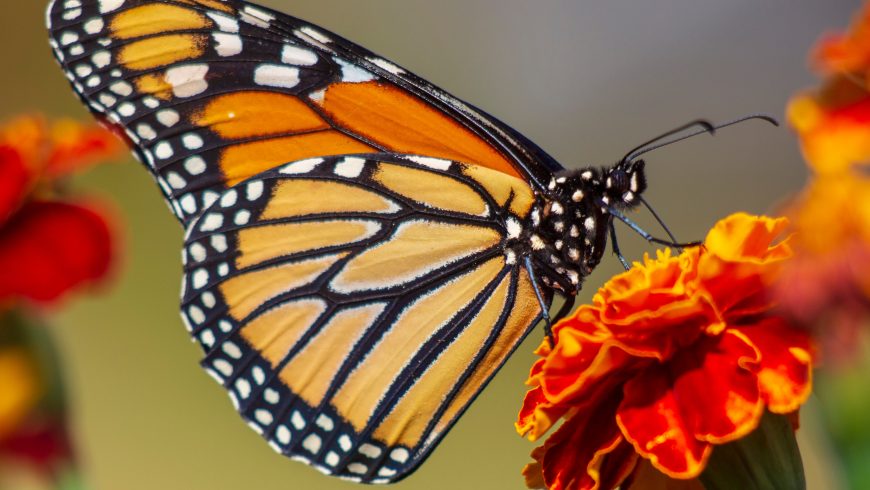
left=509, top=160, right=647, bottom=294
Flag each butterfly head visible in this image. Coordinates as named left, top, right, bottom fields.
left=601, top=158, right=647, bottom=209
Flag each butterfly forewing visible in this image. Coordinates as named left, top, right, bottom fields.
left=179, top=153, right=544, bottom=482
left=47, top=0, right=562, bottom=227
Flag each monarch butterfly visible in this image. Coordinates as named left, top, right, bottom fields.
left=46, top=0, right=771, bottom=483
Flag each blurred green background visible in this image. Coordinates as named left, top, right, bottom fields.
left=0, top=1, right=860, bottom=489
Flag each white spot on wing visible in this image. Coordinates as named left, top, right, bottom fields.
left=255, top=409, right=274, bottom=426
left=220, top=189, right=237, bottom=208
left=199, top=213, right=224, bottom=232
left=180, top=194, right=197, bottom=214
left=390, top=448, right=409, bottom=463
left=359, top=443, right=381, bottom=458
left=207, top=12, right=239, bottom=33
left=165, top=64, right=209, bottom=98
left=338, top=434, right=352, bottom=452
left=405, top=155, right=451, bottom=170
left=91, top=51, right=111, bottom=68
left=213, top=33, right=243, bottom=57
left=280, top=157, right=323, bottom=175
left=83, top=17, right=104, bottom=34
left=98, top=93, right=116, bottom=107
left=334, top=157, right=365, bottom=178
left=234, top=210, right=251, bottom=225
left=98, top=0, right=124, bottom=13
left=253, top=64, right=299, bottom=89
left=316, top=414, right=334, bottom=432
left=334, top=58, right=375, bottom=83
left=63, top=8, right=82, bottom=20
left=117, top=103, right=135, bottom=117
left=188, top=243, right=206, bottom=262
left=264, top=388, right=280, bottom=404
left=242, top=5, right=274, bottom=27
left=235, top=378, right=251, bottom=399
left=282, top=45, right=318, bottom=66
left=191, top=269, right=209, bottom=289
left=367, top=57, right=404, bottom=75
left=154, top=142, right=173, bottom=160
left=213, top=359, right=233, bottom=376
left=246, top=180, right=264, bottom=200
left=182, top=133, right=204, bottom=150
left=276, top=425, right=291, bottom=444
left=222, top=342, right=242, bottom=359
left=136, top=124, right=156, bottom=141
left=59, top=31, right=78, bottom=46
left=291, top=411, right=305, bottom=430
left=302, top=434, right=321, bottom=454
left=156, top=109, right=179, bottom=127
left=506, top=218, right=522, bottom=239
left=185, top=156, right=206, bottom=175
left=109, top=81, right=132, bottom=96
left=299, top=26, right=331, bottom=44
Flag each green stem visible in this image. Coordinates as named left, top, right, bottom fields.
left=700, top=411, right=805, bottom=490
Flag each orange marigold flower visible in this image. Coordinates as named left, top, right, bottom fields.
left=788, top=2, right=870, bottom=174
left=0, top=115, right=121, bottom=306
left=517, top=213, right=814, bottom=490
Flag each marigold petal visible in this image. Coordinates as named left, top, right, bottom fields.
left=532, top=394, right=636, bottom=490
left=703, top=213, right=791, bottom=264
left=616, top=364, right=713, bottom=479
left=516, top=386, right=570, bottom=441
left=538, top=332, right=634, bottom=406
left=0, top=201, right=113, bottom=303
left=735, top=318, right=814, bottom=413
left=699, top=213, right=791, bottom=319
left=670, top=331, right=764, bottom=444
left=592, top=251, right=716, bottom=359
left=522, top=445, right=547, bottom=490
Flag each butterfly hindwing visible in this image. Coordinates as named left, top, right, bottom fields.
left=46, top=0, right=562, bottom=227
left=180, top=153, right=544, bottom=482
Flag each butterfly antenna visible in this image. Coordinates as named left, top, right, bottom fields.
left=620, top=120, right=715, bottom=165
left=624, top=113, right=779, bottom=162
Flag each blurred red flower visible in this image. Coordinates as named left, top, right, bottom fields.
left=517, top=214, right=814, bottom=490
left=0, top=116, right=122, bottom=306
left=782, top=1, right=870, bottom=360
left=788, top=1, right=870, bottom=174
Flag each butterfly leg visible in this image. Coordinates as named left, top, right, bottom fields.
left=553, top=294, right=576, bottom=324
left=609, top=222, right=631, bottom=271
left=608, top=207, right=701, bottom=248
left=524, top=256, right=556, bottom=347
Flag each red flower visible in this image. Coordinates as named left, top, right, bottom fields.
left=788, top=1, right=870, bottom=174
left=782, top=1, right=870, bottom=360
left=0, top=116, right=121, bottom=306
left=517, top=214, right=814, bottom=490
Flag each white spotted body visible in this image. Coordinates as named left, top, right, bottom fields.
left=512, top=160, right=647, bottom=292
